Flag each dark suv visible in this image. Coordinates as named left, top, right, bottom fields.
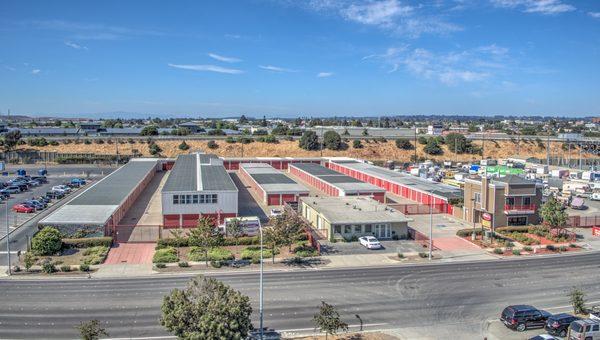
left=501, top=305, right=552, bottom=331
left=544, top=313, right=579, bottom=337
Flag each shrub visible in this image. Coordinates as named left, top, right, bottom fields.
left=60, top=265, right=71, bottom=272
left=546, top=245, right=556, bottom=251
left=523, top=246, right=533, bottom=252
left=81, top=246, right=109, bottom=265
left=149, top=142, right=162, bottom=155
left=188, top=247, right=234, bottom=262
left=397, top=253, right=404, bottom=259
left=395, top=138, right=414, bottom=150
left=41, top=260, right=56, bottom=274
left=13, top=265, right=21, bottom=272
left=493, top=248, right=503, bottom=254
left=207, top=140, right=218, bottom=149
left=512, top=249, right=521, bottom=256
left=456, top=229, right=483, bottom=237
left=178, top=261, right=189, bottom=268
left=504, top=232, right=540, bottom=245
left=210, top=260, right=222, bottom=268
left=352, top=140, right=363, bottom=149
left=569, top=243, right=578, bottom=248
left=225, top=136, right=236, bottom=144
left=241, top=246, right=277, bottom=260
left=323, top=131, right=343, bottom=150
left=418, top=252, right=429, bottom=258
left=62, top=237, right=112, bottom=248
left=32, top=227, right=63, bottom=256
left=178, top=141, right=190, bottom=150
left=79, top=263, right=90, bottom=272
left=417, top=136, right=428, bottom=145
left=559, top=246, right=568, bottom=252
left=155, top=263, right=167, bottom=269
left=153, top=247, right=179, bottom=263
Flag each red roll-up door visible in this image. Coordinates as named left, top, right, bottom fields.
left=163, top=214, right=180, bottom=228
left=281, top=194, right=295, bottom=203
left=268, top=194, right=281, bottom=206
left=182, top=214, right=200, bottom=227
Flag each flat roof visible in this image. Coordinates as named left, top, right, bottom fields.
left=330, top=160, right=462, bottom=200
left=40, top=159, right=158, bottom=226
left=222, top=157, right=323, bottom=161
left=300, top=196, right=411, bottom=224
left=290, top=163, right=384, bottom=194
left=240, top=163, right=309, bottom=194
left=162, top=153, right=237, bottom=193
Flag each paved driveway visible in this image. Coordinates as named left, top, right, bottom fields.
left=104, top=243, right=155, bottom=264
left=320, top=239, right=425, bottom=255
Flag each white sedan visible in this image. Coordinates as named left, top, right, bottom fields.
left=359, top=236, right=382, bottom=249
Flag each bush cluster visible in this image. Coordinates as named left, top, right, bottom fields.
left=153, top=247, right=179, bottom=263
left=156, top=235, right=260, bottom=249
left=187, top=247, right=234, bottom=262
left=62, top=237, right=112, bottom=248
left=81, top=246, right=109, bottom=265
left=241, top=246, right=278, bottom=261
left=32, top=227, right=63, bottom=256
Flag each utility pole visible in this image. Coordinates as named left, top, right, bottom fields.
left=428, top=198, right=433, bottom=260
left=546, top=134, right=550, bottom=166
left=414, top=126, right=417, bottom=164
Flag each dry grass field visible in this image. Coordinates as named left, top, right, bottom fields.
left=20, top=138, right=586, bottom=163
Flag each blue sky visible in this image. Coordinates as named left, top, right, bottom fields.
left=1, top=0, right=599, bottom=118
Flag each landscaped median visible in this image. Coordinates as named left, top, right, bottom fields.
left=455, top=225, right=582, bottom=257
left=12, top=226, right=112, bottom=275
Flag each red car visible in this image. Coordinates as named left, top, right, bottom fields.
left=13, top=204, right=34, bottom=213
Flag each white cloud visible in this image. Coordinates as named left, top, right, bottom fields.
left=168, top=63, right=244, bottom=74
left=64, top=41, right=88, bottom=50
left=27, top=20, right=164, bottom=40
left=259, top=65, right=298, bottom=73
left=363, top=44, right=510, bottom=85
left=31, top=69, right=41, bottom=75
left=317, top=72, right=333, bottom=78
left=589, top=12, right=600, bottom=19
left=208, top=53, right=241, bottom=63
left=341, top=0, right=412, bottom=27
left=490, top=0, right=575, bottom=15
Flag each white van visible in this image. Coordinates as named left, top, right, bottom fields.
left=568, top=319, right=600, bottom=340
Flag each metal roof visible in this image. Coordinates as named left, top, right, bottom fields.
left=300, top=196, right=411, bottom=225
left=290, top=163, right=384, bottom=194
left=330, top=160, right=462, bottom=200
left=162, top=154, right=197, bottom=192
left=240, top=163, right=309, bottom=194
left=163, top=153, right=237, bottom=193
left=40, top=159, right=158, bottom=226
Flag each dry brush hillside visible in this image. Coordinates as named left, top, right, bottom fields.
left=19, top=138, right=587, bottom=163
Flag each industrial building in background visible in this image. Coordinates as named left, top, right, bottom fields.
left=239, top=163, right=309, bottom=206
left=289, top=163, right=386, bottom=202
left=161, top=153, right=238, bottom=227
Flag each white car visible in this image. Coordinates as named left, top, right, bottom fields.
left=359, top=236, right=382, bottom=249
left=270, top=208, right=283, bottom=217
left=52, top=185, right=71, bottom=194
left=591, top=192, right=600, bottom=201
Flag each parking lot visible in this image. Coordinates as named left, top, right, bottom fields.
left=320, top=239, right=426, bottom=255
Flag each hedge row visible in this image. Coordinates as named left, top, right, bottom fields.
left=62, top=237, right=113, bottom=248
left=156, top=235, right=260, bottom=249
left=495, top=226, right=530, bottom=233
left=456, top=229, right=485, bottom=237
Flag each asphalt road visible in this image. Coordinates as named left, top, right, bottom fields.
left=2, top=252, right=600, bottom=339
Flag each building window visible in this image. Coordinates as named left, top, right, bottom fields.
left=507, top=216, right=527, bottom=226
left=185, top=194, right=192, bottom=204
left=334, top=225, right=342, bottom=234
left=210, top=194, right=218, bottom=204
left=523, top=197, right=531, bottom=206
left=354, top=225, right=362, bottom=234
left=199, top=195, right=205, bottom=204
left=474, top=192, right=481, bottom=204
left=173, top=195, right=179, bottom=204
left=344, top=225, right=351, bottom=234
left=192, top=195, right=199, bottom=204
left=505, top=197, right=515, bottom=206
left=365, top=224, right=372, bottom=233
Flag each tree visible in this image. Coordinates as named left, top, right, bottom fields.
left=149, top=142, right=162, bottom=156
left=161, top=276, right=252, bottom=339
left=178, top=141, right=190, bottom=151
left=140, top=125, right=158, bottom=136
left=270, top=210, right=304, bottom=251
left=24, top=252, right=35, bottom=272
left=395, top=138, right=413, bottom=150
left=299, top=131, right=320, bottom=151
left=313, top=301, right=348, bottom=340
left=423, top=138, right=443, bottom=155
left=189, top=217, right=223, bottom=267
left=323, top=130, right=342, bottom=150
left=263, top=226, right=282, bottom=264
left=170, top=229, right=185, bottom=259
left=226, top=218, right=244, bottom=244
left=76, top=320, right=108, bottom=340
left=445, top=133, right=471, bottom=154
left=540, top=196, right=568, bottom=229
left=31, top=227, right=62, bottom=256
left=569, top=287, right=586, bottom=315
left=2, top=130, right=21, bottom=152
left=352, top=140, right=363, bottom=149
left=417, top=136, right=428, bottom=145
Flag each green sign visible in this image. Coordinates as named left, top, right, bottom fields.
left=484, top=165, right=524, bottom=175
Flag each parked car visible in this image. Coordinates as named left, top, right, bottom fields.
left=568, top=319, right=600, bottom=340
left=37, top=196, right=51, bottom=204
left=70, top=178, right=86, bottom=186
left=545, top=313, right=580, bottom=337
left=46, top=191, right=65, bottom=199
left=31, top=176, right=48, bottom=184
left=359, top=236, right=382, bottom=249
left=0, top=191, right=9, bottom=199
left=501, top=305, right=552, bottom=331
left=25, top=200, right=46, bottom=210
left=2, top=186, right=22, bottom=194
left=528, top=335, right=559, bottom=340
left=26, top=180, right=41, bottom=187
left=13, top=204, right=34, bottom=213
left=10, top=182, right=28, bottom=191
left=270, top=208, right=283, bottom=217
left=52, top=185, right=71, bottom=194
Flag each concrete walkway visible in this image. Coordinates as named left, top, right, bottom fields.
left=104, top=243, right=155, bottom=264
left=94, top=263, right=154, bottom=277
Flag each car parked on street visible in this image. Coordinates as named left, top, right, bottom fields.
left=501, top=305, right=552, bottom=332
left=13, top=204, right=35, bottom=213
left=544, top=313, right=579, bottom=337
left=359, top=236, right=382, bottom=249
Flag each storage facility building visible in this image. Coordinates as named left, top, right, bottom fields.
left=222, top=157, right=322, bottom=170
left=289, top=163, right=386, bottom=202
left=326, top=158, right=462, bottom=213
left=161, top=153, right=238, bottom=227
left=39, top=158, right=160, bottom=236
left=239, top=163, right=309, bottom=205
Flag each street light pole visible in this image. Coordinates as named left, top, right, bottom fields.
left=428, top=198, right=433, bottom=260
left=5, top=197, right=11, bottom=275
left=258, top=219, right=264, bottom=340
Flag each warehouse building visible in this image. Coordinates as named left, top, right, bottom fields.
left=289, top=163, right=386, bottom=202
left=239, top=163, right=309, bottom=205
left=326, top=158, right=462, bottom=213
left=222, top=157, right=321, bottom=170
left=39, top=158, right=160, bottom=236
left=300, top=196, right=411, bottom=241
left=161, top=153, right=238, bottom=228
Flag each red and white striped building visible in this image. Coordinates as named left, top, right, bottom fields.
left=239, top=163, right=309, bottom=206
left=222, top=157, right=322, bottom=170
